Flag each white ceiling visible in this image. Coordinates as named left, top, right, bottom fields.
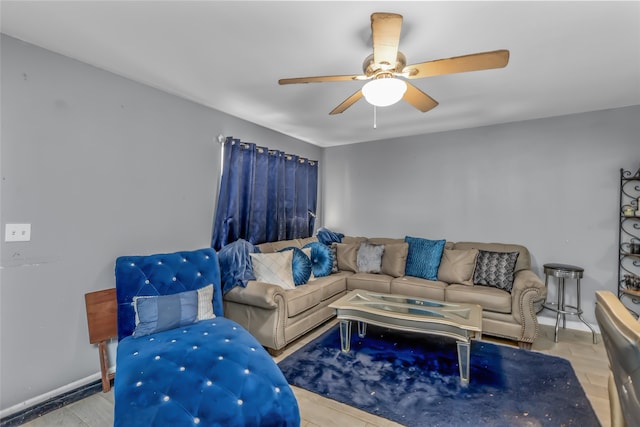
left=2, top=1, right=639, bottom=147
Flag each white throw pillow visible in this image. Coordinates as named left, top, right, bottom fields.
left=196, top=284, right=216, bottom=320
left=250, top=251, right=295, bottom=289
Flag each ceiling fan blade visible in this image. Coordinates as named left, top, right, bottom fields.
left=279, top=74, right=365, bottom=85
left=403, top=83, right=439, bottom=112
left=403, top=50, right=510, bottom=79
left=371, top=12, right=403, bottom=68
left=329, top=90, right=363, bottom=115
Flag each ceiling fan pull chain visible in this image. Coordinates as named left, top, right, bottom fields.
left=373, top=105, right=377, bottom=129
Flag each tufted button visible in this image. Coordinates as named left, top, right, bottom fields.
left=237, top=399, right=243, bottom=406
left=224, top=338, right=230, bottom=342
left=182, top=258, right=187, bottom=262
left=179, top=366, right=185, bottom=371
left=172, top=277, right=177, bottom=281
left=171, top=339, right=177, bottom=343
left=130, top=262, right=135, bottom=267
left=145, top=280, right=150, bottom=284
left=205, top=255, right=210, bottom=259
left=194, top=417, right=200, bottom=424
left=192, top=345, right=198, bottom=350
left=197, top=272, right=202, bottom=277
left=163, top=395, right=170, bottom=402
left=157, top=261, right=162, bottom=265
left=133, top=351, right=139, bottom=356
left=244, top=369, right=250, bottom=374
left=218, top=355, right=223, bottom=360
left=203, top=332, right=208, bottom=336
left=149, top=338, right=155, bottom=341
left=155, top=355, right=160, bottom=360
left=136, top=381, right=142, bottom=387
left=275, top=387, right=280, bottom=393
left=206, top=380, right=213, bottom=386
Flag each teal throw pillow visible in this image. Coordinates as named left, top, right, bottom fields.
left=278, top=247, right=312, bottom=285
left=404, top=236, right=446, bottom=280
left=303, top=242, right=334, bottom=278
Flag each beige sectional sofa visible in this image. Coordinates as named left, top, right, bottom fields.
left=223, top=236, right=546, bottom=353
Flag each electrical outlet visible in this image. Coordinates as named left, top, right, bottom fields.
left=5, top=224, right=31, bottom=242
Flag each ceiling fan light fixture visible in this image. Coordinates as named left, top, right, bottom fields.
left=362, top=77, right=407, bottom=107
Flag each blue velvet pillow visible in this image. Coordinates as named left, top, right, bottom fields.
left=132, top=290, right=198, bottom=337
left=404, top=236, right=446, bottom=280
left=303, top=242, right=334, bottom=278
left=316, top=227, right=344, bottom=246
left=218, top=239, right=259, bottom=294
left=278, top=247, right=312, bottom=285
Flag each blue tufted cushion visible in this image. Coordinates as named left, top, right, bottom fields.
left=132, top=291, right=198, bottom=338
left=303, top=242, right=334, bottom=278
left=404, top=236, right=446, bottom=280
left=278, top=247, right=312, bottom=285
left=115, top=248, right=223, bottom=341
left=218, top=239, right=259, bottom=294
left=114, top=318, right=300, bottom=426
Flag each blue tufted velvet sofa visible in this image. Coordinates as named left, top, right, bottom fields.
left=114, top=248, right=300, bottom=426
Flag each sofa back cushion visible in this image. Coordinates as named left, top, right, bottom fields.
left=334, top=242, right=360, bottom=272
left=381, top=243, right=409, bottom=277
left=452, top=242, right=531, bottom=272
left=257, top=237, right=318, bottom=253
left=437, top=248, right=479, bottom=285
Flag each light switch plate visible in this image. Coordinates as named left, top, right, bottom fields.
left=5, top=224, right=31, bottom=242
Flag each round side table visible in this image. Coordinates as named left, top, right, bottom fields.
left=542, top=263, right=597, bottom=344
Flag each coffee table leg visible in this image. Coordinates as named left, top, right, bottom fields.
left=339, top=320, right=352, bottom=352
left=357, top=321, right=367, bottom=338
left=456, top=340, right=471, bottom=385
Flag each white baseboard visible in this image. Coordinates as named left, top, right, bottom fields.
left=538, top=314, right=601, bottom=334
left=0, top=367, right=115, bottom=420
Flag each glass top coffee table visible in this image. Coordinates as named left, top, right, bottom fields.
left=329, top=290, right=482, bottom=384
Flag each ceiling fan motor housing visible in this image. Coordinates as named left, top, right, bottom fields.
left=363, top=52, right=406, bottom=78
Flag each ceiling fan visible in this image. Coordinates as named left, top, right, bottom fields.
left=278, top=12, right=510, bottom=115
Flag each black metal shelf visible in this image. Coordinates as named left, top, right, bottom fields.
left=618, top=166, right=640, bottom=303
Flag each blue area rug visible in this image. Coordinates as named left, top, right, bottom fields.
left=278, top=324, right=600, bottom=426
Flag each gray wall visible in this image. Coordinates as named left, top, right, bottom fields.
left=0, top=35, right=322, bottom=412
left=323, top=104, right=640, bottom=329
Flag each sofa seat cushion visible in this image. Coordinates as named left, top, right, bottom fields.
left=390, top=276, right=447, bottom=301
left=346, top=273, right=392, bottom=293
left=445, top=283, right=511, bottom=314
left=309, top=274, right=348, bottom=302
left=285, top=284, right=323, bottom=317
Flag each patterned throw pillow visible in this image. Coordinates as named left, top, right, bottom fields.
left=329, top=243, right=339, bottom=273
left=473, top=250, right=520, bottom=292
left=249, top=251, right=295, bottom=289
left=303, top=242, right=334, bottom=278
left=278, top=247, right=312, bottom=285
left=404, top=236, right=446, bottom=280
left=357, top=241, right=385, bottom=273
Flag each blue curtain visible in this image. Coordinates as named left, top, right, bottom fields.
left=212, top=137, right=318, bottom=250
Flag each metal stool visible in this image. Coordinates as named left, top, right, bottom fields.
left=542, top=263, right=597, bottom=344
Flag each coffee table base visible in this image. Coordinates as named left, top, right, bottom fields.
left=339, top=319, right=473, bottom=384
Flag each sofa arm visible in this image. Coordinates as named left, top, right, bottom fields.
left=511, top=269, right=547, bottom=344
left=224, top=281, right=286, bottom=310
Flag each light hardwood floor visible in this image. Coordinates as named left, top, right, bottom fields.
left=20, top=322, right=610, bottom=427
